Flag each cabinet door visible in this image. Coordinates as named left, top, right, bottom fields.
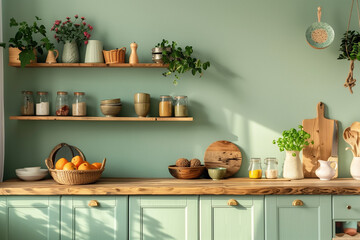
left=0, top=196, right=60, bottom=240
left=129, top=196, right=198, bottom=240
left=61, top=196, right=128, bottom=240
left=200, top=195, right=264, bottom=240
left=265, top=195, right=331, bottom=240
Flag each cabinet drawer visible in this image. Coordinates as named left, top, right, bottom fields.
left=333, top=196, right=360, bottom=220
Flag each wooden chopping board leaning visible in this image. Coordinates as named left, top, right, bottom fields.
left=302, top=102, right=338, bottom=178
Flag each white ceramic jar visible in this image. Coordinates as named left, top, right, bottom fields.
left=350, top=157, right=360, bottom=180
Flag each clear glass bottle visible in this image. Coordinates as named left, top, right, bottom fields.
left=249, top=158, right=262, bottom=179
left=72, top=92, right=86, bottom=116
left=55, top=91, right=69, bottom=116
left=36, top=91, right=49, bottom=116
left=174, top=96, right=188, bottom=117
left=264, top=158, right=278, bottom=179
left=21, top=91, right=34, bottom=116
left=159, top=95, right=173, bottom=117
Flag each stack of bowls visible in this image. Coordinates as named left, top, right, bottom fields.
left=100, top=98, right=122, bottom=117
left=16, top=167, right=48, bottom=181
left=134, top=93, right=150, bottom=117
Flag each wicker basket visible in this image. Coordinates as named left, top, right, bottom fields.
left=103, top=47, right=126, bottom=64
left=45, top=143, right=106, bottom=185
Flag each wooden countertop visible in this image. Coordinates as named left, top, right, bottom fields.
left=2, top=178, right=360, bottom=195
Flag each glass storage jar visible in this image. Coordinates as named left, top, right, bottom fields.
left=174, top=96, right=188, bottom=117
left=249, top=158, right=262, bottom=179
left=72, top=92, right=86, bottom=116
left=159, top=95, right=173, bottom=117
left=264, top=158, right=278, bottom=179
left=55, top=91, right=69, bottom=116
left=21, top=91, right=34, bottom=116
left=36, top=91, right=49, bottom=116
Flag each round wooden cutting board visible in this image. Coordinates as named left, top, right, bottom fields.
left=204, top=140, right=242, bottom=178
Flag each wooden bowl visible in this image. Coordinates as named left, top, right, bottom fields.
left=168, top=165, right=205, bottom=179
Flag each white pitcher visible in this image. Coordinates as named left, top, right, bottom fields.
left=350, top=157, right=360, bottom=180
left=315, top=160, right=337, bottom=180
left=84, top=40, right=104, bottom=63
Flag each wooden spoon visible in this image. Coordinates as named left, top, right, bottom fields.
left=343, top=127, right=358, bottom=156
left=351, top=121, right=360, bottom=133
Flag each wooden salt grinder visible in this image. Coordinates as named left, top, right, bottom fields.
left=129, top=42, right=139, bottom=64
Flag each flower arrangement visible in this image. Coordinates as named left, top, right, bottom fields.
left=51, top=15, right=93, bottom=45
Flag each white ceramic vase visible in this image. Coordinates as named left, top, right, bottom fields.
left=85, top=40, right=104, bottom=63
left=283, top=150, right=304, bottom=179
left=315, top=160, right=337, bottom=180
left=350, top=157, right=360, bottom=180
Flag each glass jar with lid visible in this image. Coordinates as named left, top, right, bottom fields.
left=174, top=96, right=188, bottom=117
left=248, top=158, right=262, bottom=179
left=21, top=91, right=34, bottom=116
left=55, top=91, right=69, bottom=116
left=264, top=158, right=278, bottom=179
left=36, top=91, right=49, bottom=116
left=159, top=95, right=172, bottom=117
left=72, top=92, right=86, bottom=116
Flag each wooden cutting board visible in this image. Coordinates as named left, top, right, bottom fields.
left=302, top=102, right=337, bottom=178
left=204, top=140, right=242, bottom=178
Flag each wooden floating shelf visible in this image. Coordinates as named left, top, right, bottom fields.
left=9, top=116, right=194, bottom=122
left=8, top=63, right=168, bottom=68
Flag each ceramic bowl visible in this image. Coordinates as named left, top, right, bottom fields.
left=101, top=98, right=121, bottom=105
left=100, top=105, right=122, bottom=117
left=168, top=165, right=205, bottom=179
left=134, top=103, right=150, bottom=117
left=23, top=166, right=41, bottom=174
left=134, top=93, right=150, bottom=103
left=16, top=169, right=48, bottom=181
left=208, top=167, right=227, bottom=180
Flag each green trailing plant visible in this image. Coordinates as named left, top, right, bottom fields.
left=272, top=125, right=314, bottom=157
left=156, top=39, right=210, bottom=85
left=0, top=16, right=53, bottom=67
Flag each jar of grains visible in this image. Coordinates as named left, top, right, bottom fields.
left=36, top=91, right=49, bottom=116
left=21, top=91, right=34, bottom=116
left=55, top=91, right=69, bottom=116
left=264, top=158, right=278, bottom=179
left=174, top=96, right=188, bottom=117
left=159, top=95, right=172, bottom=117
left=72, top=92, right=86, bottom=116
left=248, top=158, right=262, bottom=179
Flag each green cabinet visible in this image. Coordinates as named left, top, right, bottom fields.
left=129, top=196, right=198, bottom=240
left=265, top=195, right=332, bottom=240
left=0, top=196, right=60, bottom=240
left=61, top=196, right=128, bottom=240
left=200, top=195, right=264, bottom=240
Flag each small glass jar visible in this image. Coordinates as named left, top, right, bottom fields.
left=55, top=91, right=69, bottom=116
left=36, top=91, right=49, bottom=116
left=159, top=95, right=172, bottom=117
left=264, top=158, right=278, bottom=179
left=249, top=158, right=262, bottom=179
left=72, top=92, right=86, bottom=116
left=21, top=91, right=34, bottom=116
left=174, top=96, right=188, bottom=117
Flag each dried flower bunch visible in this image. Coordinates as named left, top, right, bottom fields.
left=51, top=15, right=93, bottom=45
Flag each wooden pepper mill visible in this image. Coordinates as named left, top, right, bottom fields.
left=129, top=42, right=139, bottom=64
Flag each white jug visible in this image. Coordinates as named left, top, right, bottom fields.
left=84, top=40, right=104, bottom=63
left=315, top=160, right=337, bottom=180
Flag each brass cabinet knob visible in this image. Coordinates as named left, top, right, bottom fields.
left=228, top=199, right=238, bottom=206
left=292, top=199, right=304, bottom=206
left=88, top=200, right=99, bottom=207
left=347, top=205, right=352, bottom=210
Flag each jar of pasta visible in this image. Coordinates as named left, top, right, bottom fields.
left=159, top=95, right=172, bottom=117
left=174, top=96, right=188, bottom=117
left=249, top=158, right=262, bottom=179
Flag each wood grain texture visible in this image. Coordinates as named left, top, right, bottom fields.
left=204, top=141, right=242, bottom=178
left=2, top=178, right=360, bottom=196
left=8, top=63, right=168, bottom=68
left=9, top=116, right=193, bottom=121
left=302, top=102, right=337, bottom=177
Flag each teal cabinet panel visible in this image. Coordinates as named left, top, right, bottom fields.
left=129, top=196, right=198, bottom=240
left=0, top=196, right=60, bottom=240
left=265, top=195, right=331, bottom=240
left=61, top=196, right=128, bottom=240
left=200, top=195, right=264, bottom=240
left=333, top=196, right=360, bottom=220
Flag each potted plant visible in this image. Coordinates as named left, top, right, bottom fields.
left=272, top=125, right=314, bottom=179
left=154, top=39, right=210, bottom=85
left=1, top=17, right=52, bottom=67
left=51, top=15, right=93, bottom=63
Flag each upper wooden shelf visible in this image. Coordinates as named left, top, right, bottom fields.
left=9, top=116, right=193, bottom=122
left=8, top=63, right=168, bottom=68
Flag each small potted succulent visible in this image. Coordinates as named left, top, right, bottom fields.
left=51, top=15, right=93, bottom=63
left=154, top=39, right=210, bottom=85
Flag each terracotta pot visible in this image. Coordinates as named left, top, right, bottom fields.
left=9, top=47, right=37, bottom=65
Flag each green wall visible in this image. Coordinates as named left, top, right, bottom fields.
left=2, top=0, right=357, bottom=179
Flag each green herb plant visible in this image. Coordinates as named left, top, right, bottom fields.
left=272, top=125, right=314, bottom=156
left=156, top=39, right=210, bottom=85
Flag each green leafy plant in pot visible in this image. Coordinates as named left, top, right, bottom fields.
left=272, top=125, right=314, bottom=179
left=155, top=39, right=210, bottom=85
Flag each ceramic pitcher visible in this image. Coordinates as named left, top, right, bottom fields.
left=350, top=157, right=360, bottom=180
left=46, top=50, right=59, bottom=64
left=315, top=160, right=337, bottom=180
left=283, top=150, right=304, bottom=179
left=84, top=40, right=104, bottom=63
left=62, top=41, right=79, bottom=63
